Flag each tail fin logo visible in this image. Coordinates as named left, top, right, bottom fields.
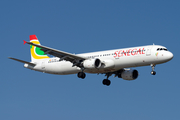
left=30, top=35, right=49, bottom=60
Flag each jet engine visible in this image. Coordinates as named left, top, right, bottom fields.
left=119, top=69, right=139, bottom=80
left=83, top=58, right=101, bottom=69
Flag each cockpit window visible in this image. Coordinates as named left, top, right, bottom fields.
left=157, top=48, right=168, bottom=51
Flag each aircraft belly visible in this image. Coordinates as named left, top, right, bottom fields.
left=45, top=61, right=80, bottom=75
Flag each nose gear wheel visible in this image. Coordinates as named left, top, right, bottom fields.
left=150, top=64, right=156, bottom=75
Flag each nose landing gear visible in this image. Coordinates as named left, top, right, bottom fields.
left=151, top=64, right=156, bottom=75
left=151, top=71, right=156, bottom=75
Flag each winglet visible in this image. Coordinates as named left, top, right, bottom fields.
left=23, top=40, right=27, bottom=45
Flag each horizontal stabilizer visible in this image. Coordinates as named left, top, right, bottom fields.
left=8, top=57, right=36, bottom=66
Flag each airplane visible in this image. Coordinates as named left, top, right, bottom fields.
left=9, top=35, right=173, bottom=86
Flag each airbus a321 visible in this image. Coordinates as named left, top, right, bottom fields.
left=9, top=35, right=173, bottom=86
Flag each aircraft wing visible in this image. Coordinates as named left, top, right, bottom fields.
left=25, top=41, right=86, bottom=63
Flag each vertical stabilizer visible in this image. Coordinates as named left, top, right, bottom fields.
left=29, top=35, right=49, bottom=62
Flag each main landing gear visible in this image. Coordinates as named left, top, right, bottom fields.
left=151, top=64, right=156, bottom=75
left=77, top=71, right=111, bottom=86
left=102, top=73, right=112, bottom=86
left=77, top=72, right=86, bottom=79
left=102, top=79, right=111, bottom=86
left=77, top=67, right=86, bottom=79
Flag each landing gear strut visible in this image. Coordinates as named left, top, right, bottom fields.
left=151, top=64, right=156, bottom=75
left=102, top=73, right=111, bottom=86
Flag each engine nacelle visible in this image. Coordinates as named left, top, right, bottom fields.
left=83, top=58, right=101, bottom=69
left=121, top=69, right=139, bottom=80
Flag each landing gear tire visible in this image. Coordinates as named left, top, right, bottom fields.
left=77, top=72, right=86, bottom=79
left=150, top=64, right=156, bottom=75
left=151, top=71, right=156, bottom=75
left=102, top=79, right=111, bottom=86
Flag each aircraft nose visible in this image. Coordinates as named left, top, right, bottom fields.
left=167, top=52, right=173, bottom=61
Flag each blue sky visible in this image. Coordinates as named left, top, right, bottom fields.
left=1, top=0, right=180, bottom=120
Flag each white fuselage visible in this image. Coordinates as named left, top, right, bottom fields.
left=25, top=45, right=173, bottom=75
